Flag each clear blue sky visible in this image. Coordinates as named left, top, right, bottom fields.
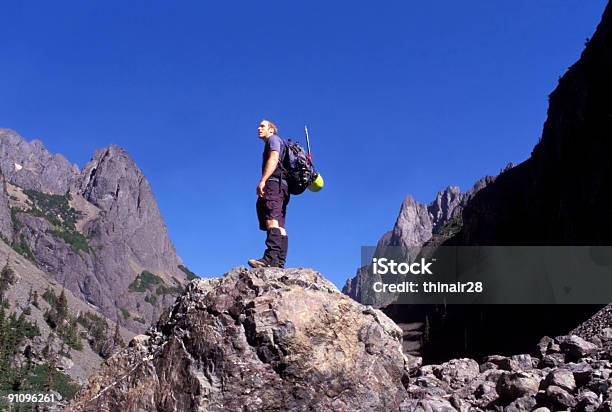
left=0, top=1, right=607, bottom=288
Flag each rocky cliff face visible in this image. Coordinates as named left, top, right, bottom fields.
left=405, top=0, right=612, bottom=364
left=0, top=167, right=13, bottom=242
left=344, top=0, right=612, bottom=365
left=451, top=2, right=612, bottom=246
left=78, top=145, right=181, bottom=276
left=68, top=267, right=412, bottom=412
left=74, top=145, right=188, bottom=330
left=0, top=130, right=190, bottom=333
left=0, top=128, right=79, bottom=195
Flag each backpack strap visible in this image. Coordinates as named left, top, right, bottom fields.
left=277, top=138, right=288, bottom=192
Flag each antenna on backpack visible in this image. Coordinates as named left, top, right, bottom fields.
left=304, top=125, right=312, bottom=163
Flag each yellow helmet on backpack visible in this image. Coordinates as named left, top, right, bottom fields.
left=308, top=173, right=324, bottom=192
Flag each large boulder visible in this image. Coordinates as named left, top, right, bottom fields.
left=67, top=267, right=411, bottom=411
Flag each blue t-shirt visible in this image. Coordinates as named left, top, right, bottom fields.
left=262, top=134, right=285, bottom=180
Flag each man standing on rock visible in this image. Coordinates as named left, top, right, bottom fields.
left=248, top=119, right=289, bottom=268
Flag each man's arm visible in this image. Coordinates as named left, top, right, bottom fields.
left=257, top=150, right=280, bottom=197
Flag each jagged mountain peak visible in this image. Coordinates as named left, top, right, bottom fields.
left=71, top=141, right=188, bottom=330
left=91, top=143, right=132, bottom=163
left=0, top=129, right=190, bottom=333
left=400, top=193, right=417, bottom=207
left=342, top=174, right=497, bottom=302
left=0, top=128, right=80, bottom=194
left=440, top=185, right=461, bottom=195
left=78, top=144, right=147, bottom=211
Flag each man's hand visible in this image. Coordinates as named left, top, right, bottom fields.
left=258, top=150, right=279, bottom=198
left=257, top=180, right=266, bottom=197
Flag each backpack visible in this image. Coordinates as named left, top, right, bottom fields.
left=279, top=138, right=316, bottom=195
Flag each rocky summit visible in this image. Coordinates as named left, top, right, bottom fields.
left=67, top=267, right=612, bottom=411
left=0, top=128, right=79, bottom=195
left=67, top=267, right=412, bottom=411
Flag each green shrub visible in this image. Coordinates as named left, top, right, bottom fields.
left=120, top=308, right=130, bottom=320
left=0, top=308, right=41, bottom=391
left=47, top=229, right=90, bottom=254
left=128, top=271, right=163, bottom=292
left=10, top=207, right=23, bottom=231
left=17, top=190, right=90, bottom=255
left=77, top=312, right=109, bottom=358
left=14, top=312, right=40, bottom=339
left=12, top=234, right=36, bottom=263
left=0, top=264, right=16, bottom=302
left=23, top=363, right=81, bottom=400
left=156, top=284, right=183, bottom=295
left=60, top=318, right=83, bottom=351
left=178, top=265, right=198, bottom=280
left=42, top=290, right=83, bottom=351
left=436, top=215, right=463, bottom=237
left=23, top=190, right=80, bottom=231
left=42, top=288, right=57, bottom=306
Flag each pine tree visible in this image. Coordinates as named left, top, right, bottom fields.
left=45, top=289, right=68, bottom=330
left=113, top=321, right=125, bottom=349
left=0, top=306, right=6, bottom=378
left=20, top=345, right=33, bottom=393
left=45, top=358, right=54, bottom=392
left=0, top=263, right=15, bottom=302
left=44, top=334, right=56, bottom=392
left=16, top=312, right=27, bottom=335
left=56, top=289, right=68, bottom=324
left=32, top=290, right=39, bottom=309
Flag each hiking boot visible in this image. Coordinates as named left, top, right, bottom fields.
left=247, top=258, right=270, bottom=268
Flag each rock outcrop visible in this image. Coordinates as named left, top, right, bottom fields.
left=68, top=267, right=612, bottom=412
left=0, top=128, right=80, bottom=195
left=68, top=267, right=412, bottom=412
